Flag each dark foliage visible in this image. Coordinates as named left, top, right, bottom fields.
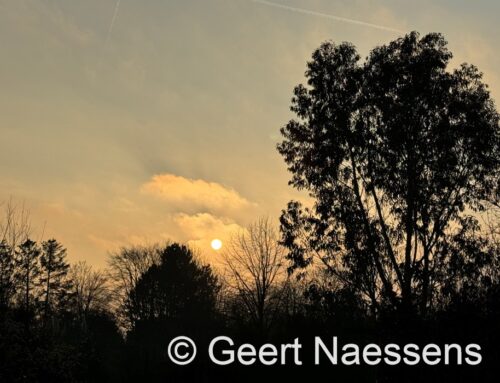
left=278, top=31, right=499, bottom=316
left=123, top=244, right=222, bottom=382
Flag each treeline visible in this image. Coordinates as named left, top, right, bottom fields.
left=0, top=238, right=71, bottom=319
left=0, top=214, right=499, bottom=382
left=0, top=202, right=122, bottom=381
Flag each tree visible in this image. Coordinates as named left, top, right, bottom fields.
left=222, top=217, right=288, bottom=336
left=107, top=244, right=162, bottom=329
left=70, top=261, right=111, bottom=322
left=0, top=200, right=32, bottom=312
left=126, top=243, right=220, bottom=329
left=278, top=32, right=499, bottom=317
left=0, top=198, right=31, bottom=250
left=40, top=239, right=71, bottom=319
left=14, top=239, right=41, bottom=312
left=0, top=240, right=15, bottom=312
left=123, top=244, right=221, bottom=381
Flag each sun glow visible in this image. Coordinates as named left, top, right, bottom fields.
left=211, top=239, right=222, bottom=250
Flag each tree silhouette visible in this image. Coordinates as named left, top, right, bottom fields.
left=70, top=261, right=111, bottom=323
left=126, top=244, right=220, bottom=329
left=107, top=244, right=163, bottom=330
left=14, top=239, right=41, bottom=313
left=222, top=217, right=288, bottom=337
left=0, top=199, right=31, bottom=249
left=40, top=239, right=71, bottom=320
left=278, top=31, right=499, bottom=316
left=124, top=244, right=221, bottom=381
left=0, top=241, right=14, bottom=313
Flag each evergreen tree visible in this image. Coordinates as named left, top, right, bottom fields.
left=15, top=239, right=41, bottom=312
left=0, top=240, right=15, bottom=312
left=40, top=239, right=71, bottom=318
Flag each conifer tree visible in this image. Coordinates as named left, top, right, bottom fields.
left=40, top=239, right=71, bottom=318
left=0, top=240, right=15, bottom=311
left=15, top=239, right=41, bottom=312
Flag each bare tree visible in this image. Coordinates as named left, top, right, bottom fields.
left=70, top=261, right=111, bottom=321
left=0, top=198, right=31, bottom=250
left=222, top=217, right=288, bottom=335
left=0, top=199, right=33, bottom=311
left=107, top=244, right=163, bottom=329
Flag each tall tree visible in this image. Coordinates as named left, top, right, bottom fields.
left=222, top=217, right=288, bottom=336
left=126, top=243, right=220, bottom=329
left=278, top=32, right=499, bottom=316
left=40, top=239, right=71, bottom=318
left=0, top=240, right=15, bottom=312
left=15, top=239, right=41, bottom=312
left=70, top=261, right=111, bottom=321
left=107, top=244, right=162, bottom=329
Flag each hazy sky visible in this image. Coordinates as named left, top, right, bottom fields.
left=1, top=0, right=499, bottom=268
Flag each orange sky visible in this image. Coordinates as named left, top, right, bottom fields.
left=1, top=0, right=499, bottom=268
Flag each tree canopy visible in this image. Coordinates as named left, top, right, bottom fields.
left=126, top=243, right=220, bottom=331
left=278, top=31, right=500, bottom=315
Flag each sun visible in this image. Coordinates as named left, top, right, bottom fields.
left=211, top=239, right=222, bottom=251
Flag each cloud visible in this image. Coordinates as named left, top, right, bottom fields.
left=141, top=173, right=255, bottom=214
left=174, top=213, right=241, bottom=240
left=173, top=212, right=243, bottom=264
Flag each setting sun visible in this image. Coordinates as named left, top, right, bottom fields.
left=211, top=239, right=222, bottom=251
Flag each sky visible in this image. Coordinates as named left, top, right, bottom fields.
left=0, top=0, right=499, bottom=268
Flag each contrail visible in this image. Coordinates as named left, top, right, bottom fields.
left=106, top=0, right=122, bottom=44
left=251, top=0, right=404, bottom=34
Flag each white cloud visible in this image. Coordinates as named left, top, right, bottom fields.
left=141, top=173, right=256, bottom=214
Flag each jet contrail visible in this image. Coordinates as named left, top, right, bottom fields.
left=106, top=0, right=122, bottom=44
left=251, top=0, right=404, bottom=34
